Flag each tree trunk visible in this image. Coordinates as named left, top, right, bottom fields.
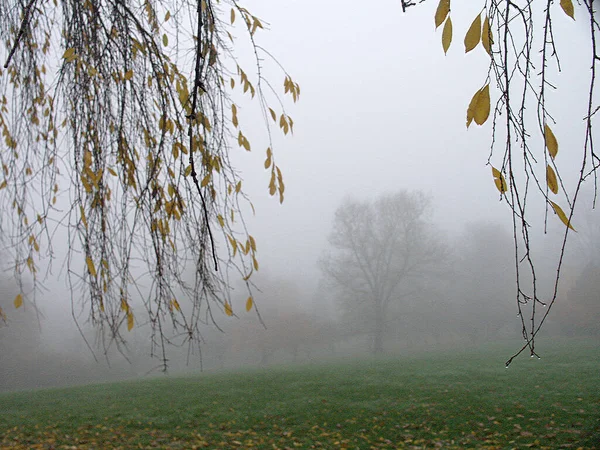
left=373, top=306, right=384, bottom=354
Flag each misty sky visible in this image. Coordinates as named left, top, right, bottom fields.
left=230, top=0, right=591, bottom=281
left=29, top=0, right=595, bottom=346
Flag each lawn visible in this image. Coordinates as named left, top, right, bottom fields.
left=0, top=339, right=598, bottom=449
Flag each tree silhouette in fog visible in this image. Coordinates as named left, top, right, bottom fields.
left=320, top=191, right=449, bottom=353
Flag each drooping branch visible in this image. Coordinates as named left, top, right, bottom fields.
left=0, top=0, right=299, bottom=367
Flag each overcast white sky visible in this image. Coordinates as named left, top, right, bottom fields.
left=228, top=0, right=591, bottom=283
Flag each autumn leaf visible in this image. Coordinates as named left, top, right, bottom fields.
left=435, top=0, right=450, bottom=29
left=560, top=0, right=575, bottom=19
left=86, top=256, right=97, bottom=277
left=224, top=302, right=233, bottom=316
left=464, top=13, right=482, bottom=53
left=550, top=201, right=575, bottom=231
left=170, top=299, right=181, bottom=312
left=482, top=16, right=493, bottom=56
left=546, top=165, right=559, bottom=194
left=245, top=296, right=253, bottom=312
left=14, top=294, right=23, bottom=309
left=544, top=124, right=558, bottom=159
left=442, top=17, right=452, bottom=54
left=80, top=205, right=88, bottom=229
left=231, top=104, right=238, bottom=128
left=466, top=84, right=490, bottom=127
left=491, top=166, right=507, bottom=193
left=127, top=310, right=134, bottom=331
left=62, top=48, right=76, bottom=62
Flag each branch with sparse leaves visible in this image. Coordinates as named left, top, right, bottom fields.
left=401, top=0, right=599, bottom=363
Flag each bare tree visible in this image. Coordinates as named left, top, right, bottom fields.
left=320, top=191, right=449, bottom=354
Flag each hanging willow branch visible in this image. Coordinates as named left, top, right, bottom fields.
left=410, top=0, right=599, bottom=363
left=0, top=0, right=299, bottom=368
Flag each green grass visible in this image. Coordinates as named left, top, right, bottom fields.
left=1, top=339, right=599, bottom=449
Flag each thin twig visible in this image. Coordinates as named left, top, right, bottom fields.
left=4, top=0, right=38, bottom=69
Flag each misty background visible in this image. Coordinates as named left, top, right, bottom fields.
left=1, top=0, right=599, bottom=391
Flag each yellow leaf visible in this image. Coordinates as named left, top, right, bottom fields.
left=232, top=104, right=238, bottom=127
left=14, top=294, right=23, bottom=309
left=466, top=91, right=479, bottom=127
left=249, top=235, right=256, bottom=252
left=442, top=17, right=452, bottom=54
left=279, top=114, right=289, bottom=135
left=86, top=256, right=97, bottom=277
left=546, top=165, right=559, bottom=194
left=435, top=0, right=450, bottom=29
left=482, top=16, right=493, bottom=56
left=464, top=13, right=481, bottom=53
left=252, top=256, right=259, bottom=271
left=162, top=34, right=168, bottom=47
left=171, top=299, right=181, bottom=312
left=63, top=48, right=76, bottom=61
left=243, top=271, right=253, bottom=281
left=269, top=108, right=277, bottom=122
left=224, top=302, right=233, bottom=316
left=217, top=214, right=225, bottom=227
left=80, top=205, right=88, bottom=229
left=127, top=310, right=134, bottom=331
left=269, top=171, right=276, bottom=196
left=560, top=0, right=575, bottom=19
left=201, top=173, right=211, bottom=187
left=164, top=11, right=171, bottom=22
left=491, top=166, right=507, bottom=193
left=228, top=235, right=238, bottom=256
left=544, top=124, right=558, bottom=159
left=245, top=296, right=253, bottom=312
left=550, top=201, right=575, bottom=231
left=230, top=8, right=235, bottom=24
left=124, top=69, right=133, bottom=81
left=467, top=84, right=490, bottom=127
left=0, top=180, right=6, bottom=190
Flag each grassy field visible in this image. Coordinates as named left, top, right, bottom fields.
left=0, top=339, right=598, bottom=449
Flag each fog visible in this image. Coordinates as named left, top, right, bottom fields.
left=1, top=1, right=600, bottom=392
